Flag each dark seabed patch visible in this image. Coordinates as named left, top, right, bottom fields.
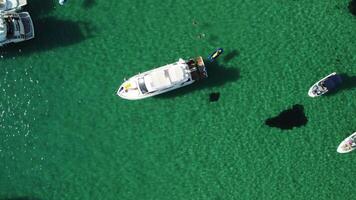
left=265, top=104, right=308, bottom=130
left=209, top=92, right=220, bottom=102
left=83, top=0, right=96, bottom=8
left=349, top=0, right=356, bottom=15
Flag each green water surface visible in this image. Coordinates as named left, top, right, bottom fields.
left=0, top=0, right=355, bottom=199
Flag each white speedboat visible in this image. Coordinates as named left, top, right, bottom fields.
left=117, top=56, right=207, bottom=100
left=308, top=72, right=343, bottom=97
left=337, top=132, right=356, bottom=154
left=0, top=11, right=34, bottom=46
left=0, top=0, right=27, bottom=11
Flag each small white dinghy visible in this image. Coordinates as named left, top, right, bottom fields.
left=308, top=72, right=343, bottom=97
left=337, top=132, right=356, bottom=154
left=0, top=0, right=27, bottom=11
left=117, top=56, right=207, bottom=100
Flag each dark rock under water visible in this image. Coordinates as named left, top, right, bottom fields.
left=265, top=104, right=308, bottom=130
left=209, top=92, right=220, bottom=102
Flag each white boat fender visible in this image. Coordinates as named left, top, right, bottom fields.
left=59, top=0, right=68, bottom=5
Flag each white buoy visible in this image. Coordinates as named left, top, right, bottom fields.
left=59, top=0, right=68, bottom=5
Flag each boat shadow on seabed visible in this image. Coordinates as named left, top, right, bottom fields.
left=326, top=73, right=356, bottom=96
left=0, top=197, right=41, bottom=200
left=83, top=0, right=96, bottom=8
left=156, top=60, right=240, bottom=98
left=0, top=0, right=95, bottom=58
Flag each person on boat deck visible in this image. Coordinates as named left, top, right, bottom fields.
left=319, top=81, right=328, bottom=91
left=345, top=137, right=356, bottom=149
left=187, top=59, right=195, bottom=67
left=351, top=135, right=356, bottom=146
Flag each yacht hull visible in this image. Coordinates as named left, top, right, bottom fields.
left=117, top=57, right=207, bottom=100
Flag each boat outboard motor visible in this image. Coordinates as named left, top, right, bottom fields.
left=59, top=0, right=68, bottom=5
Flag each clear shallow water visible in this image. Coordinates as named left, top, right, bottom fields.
left=0, top=0, right=355, bottom=199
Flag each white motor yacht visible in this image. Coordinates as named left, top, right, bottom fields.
left=0, top=0, right=27, bottom=11
left=117, top=56, right=207, bottom=100
left=0, top=11, right=34, bottom=46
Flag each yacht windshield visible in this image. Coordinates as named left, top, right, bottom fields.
left=138, top=77, right=148, bottom=94
left=5, top=17, right=15, bottom=38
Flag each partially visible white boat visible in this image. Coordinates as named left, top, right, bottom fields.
left=59, top=0, right=68, bottom=5
left=308, top=72, right=343, bottom=97
left=0, top=11, right=34, bottom=46
left=117, top=56, right=207, bottom=100
left=337, top=132, right=356, bottom=154
left=0, top=0, right=27, bottom=11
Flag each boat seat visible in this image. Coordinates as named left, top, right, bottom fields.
left=145, top=71, right=171, bottom=91
left=167, top=66, right=185, bottom=83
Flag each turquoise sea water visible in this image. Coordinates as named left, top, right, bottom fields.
left=0, top=0, right=355, bottom=199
